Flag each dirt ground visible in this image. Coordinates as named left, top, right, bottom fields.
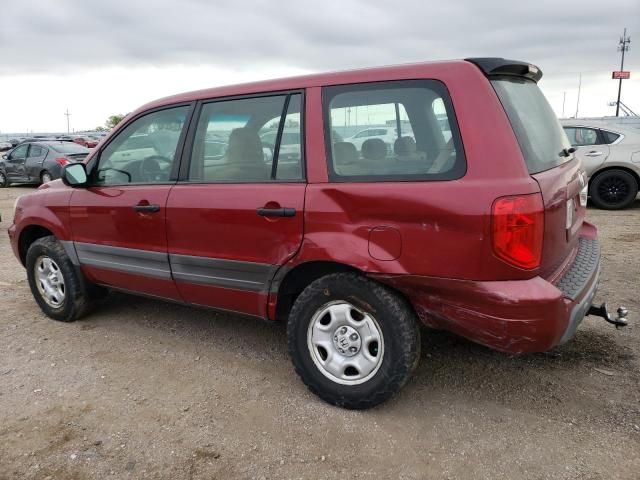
left=0, top=185, right=638, bottom=480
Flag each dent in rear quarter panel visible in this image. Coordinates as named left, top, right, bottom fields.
left=296, top=62, right=547, bottom=281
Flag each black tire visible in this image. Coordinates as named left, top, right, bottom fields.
left=590, top=169, right=638, bottom=210
left=26, top=235, right=99, bottom=321
left=0, top=170, right=8, bottom=188
left=287, top=273, right=421, bottom=409
left=40, top=170, right=53, bottom=184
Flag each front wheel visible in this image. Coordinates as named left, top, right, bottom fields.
left=287, top=273, right=421, bottom=409
left=0, top=170, right=7, bottom=188
left=590, top=169, right=638, bottom=210
left=26, top=236, right=99, bottom=321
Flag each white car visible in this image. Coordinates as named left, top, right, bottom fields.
left=562, top=120, right=640, bottom=209
left=345, top=127, right=414, bottom=153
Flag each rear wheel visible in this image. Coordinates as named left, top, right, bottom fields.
left=0, top=170, right=7, bottom=188
left=287, top=273, right=421, bottom=409
left=590, top=169, right=638, bottom=210
left=26, top=236, right=99, bottom=321
left=41, top=170, right=53, bottom=184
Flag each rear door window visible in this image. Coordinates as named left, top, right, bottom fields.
left=563, top=127, right=600, bottom=146
left=188, top=93, right=303, bottom=182
left=27, top=145, right=46, bottom=158
left=323, top=80, right=465, bottom=181
left=492, top=77, right=571, bottom=174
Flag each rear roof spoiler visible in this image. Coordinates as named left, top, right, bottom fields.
left=465, top=58, right=543, bottom=82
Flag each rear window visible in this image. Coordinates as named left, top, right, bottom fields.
left=492, top=77, right=571, bottom=174
left=50, top=142, right=89, bottom=154
left=323, top=80, right=465, bottom=182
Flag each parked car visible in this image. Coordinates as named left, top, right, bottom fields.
left=561, top=120, right=640, bottom=209
left=0, top=141, right=89, bottom=187
left=345, top=126, right=413, bottom=154
left=8, top=138, right=21, bottom=147
left=72, top=136, right=99, bottom=148
left=0, top=141, right=13, bottom=151
left=9, top=58, right=629, bottom=409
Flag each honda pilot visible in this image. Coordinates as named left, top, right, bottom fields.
left=8, top=58, right=629, bottom=409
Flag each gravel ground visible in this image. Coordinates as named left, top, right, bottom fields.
left=1, top=185, right=639, bottom=480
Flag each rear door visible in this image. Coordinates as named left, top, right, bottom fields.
left=166, top=92, right=306, bottom=317
left=563, top=126, right=609, bottom=175
left=69, top=105, right=192, bottom=299
left=491, top=77, right=586, bottom=275
left=25, top=144, right=47, bottom=180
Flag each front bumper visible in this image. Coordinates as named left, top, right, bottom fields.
left=373, top=232, right=604, bottom=355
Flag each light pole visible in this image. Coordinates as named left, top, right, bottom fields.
left=615, top=28, right=631, bottom=117
left=64, top=108, right=71, bottom=134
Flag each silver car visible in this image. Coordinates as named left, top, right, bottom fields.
left=562, top=120, right=640, bottom=209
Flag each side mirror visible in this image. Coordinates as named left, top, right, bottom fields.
left=1, top=154, right=6, bottom=160
left=62, top=163, right=88, bottom=187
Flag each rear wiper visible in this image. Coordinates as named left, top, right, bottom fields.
left=559, top=147, right=576, bottom=157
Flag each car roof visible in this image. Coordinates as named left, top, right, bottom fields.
left=136, top=59, right=472, bottom=113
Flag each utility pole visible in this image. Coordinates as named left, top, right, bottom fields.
left=562, top=91, right=566, bottom=117
left=615, top=28, right=631, bottom=117
left=575, top=74, right=582, bottom=118
left=64, top=108, right=71, bottom=134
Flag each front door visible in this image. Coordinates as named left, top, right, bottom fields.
left=166, top=93, right=306, bottom=317
left=69, top=105, right=191, bottom=300
left=5, top=144, right=28, bottom=180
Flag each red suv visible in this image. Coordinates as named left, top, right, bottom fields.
left=8, top=58, right=628, bottom=409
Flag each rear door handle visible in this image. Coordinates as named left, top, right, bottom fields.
left=133, top=204, right=160, bottom=213
left=584, top=151, right=603, bottom=157
left=256, top=207, right=296, bottom=217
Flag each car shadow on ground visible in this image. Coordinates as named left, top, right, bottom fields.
left=86, top=290, right=636, bottom=421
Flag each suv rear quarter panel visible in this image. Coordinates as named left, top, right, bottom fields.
left=295, top=64, right=542, bottom=282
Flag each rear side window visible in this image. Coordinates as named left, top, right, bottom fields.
left=601, top=130, right=621, bottom=144
left=323, top=80, right=465, bottom=182
left=492, top=77, right=571, bottom=174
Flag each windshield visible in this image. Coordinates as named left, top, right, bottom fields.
left=491, top=77, right=571, bottom=174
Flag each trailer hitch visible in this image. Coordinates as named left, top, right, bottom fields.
left=587, top=303, right=629, bottom=328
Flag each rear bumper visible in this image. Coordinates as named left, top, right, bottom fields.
left=372, top=226, right=601, bottom=354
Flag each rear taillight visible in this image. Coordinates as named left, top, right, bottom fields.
left=55, top=157, right=69, bottom=166
left=492, top=193, right=544, bottom=270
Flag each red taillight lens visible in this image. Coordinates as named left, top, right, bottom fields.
left=492, top=193, right=544, bottom=270
left=55, top=157, right=69, bottom=166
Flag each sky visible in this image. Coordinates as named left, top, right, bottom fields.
left=0, top=0, right=638, bottom=134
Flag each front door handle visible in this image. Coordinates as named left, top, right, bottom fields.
left=256, top=207, right=296, bottom=217
left=133, top=204, right=160, bottom=213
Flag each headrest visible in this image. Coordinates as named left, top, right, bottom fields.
left=361, top=138, right=387, bottom=161
left=394, top=136, right=416, bottom=155
left=333, top=142, right=358, bottom=165
left=226, top=128, right=264, bottom=165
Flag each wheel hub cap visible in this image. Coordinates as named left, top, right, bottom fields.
left=34, top=256, right=65, bottom=308
left=307, top=301, right=384, bottom=385
left=332, top=325, right=361, bottom=356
